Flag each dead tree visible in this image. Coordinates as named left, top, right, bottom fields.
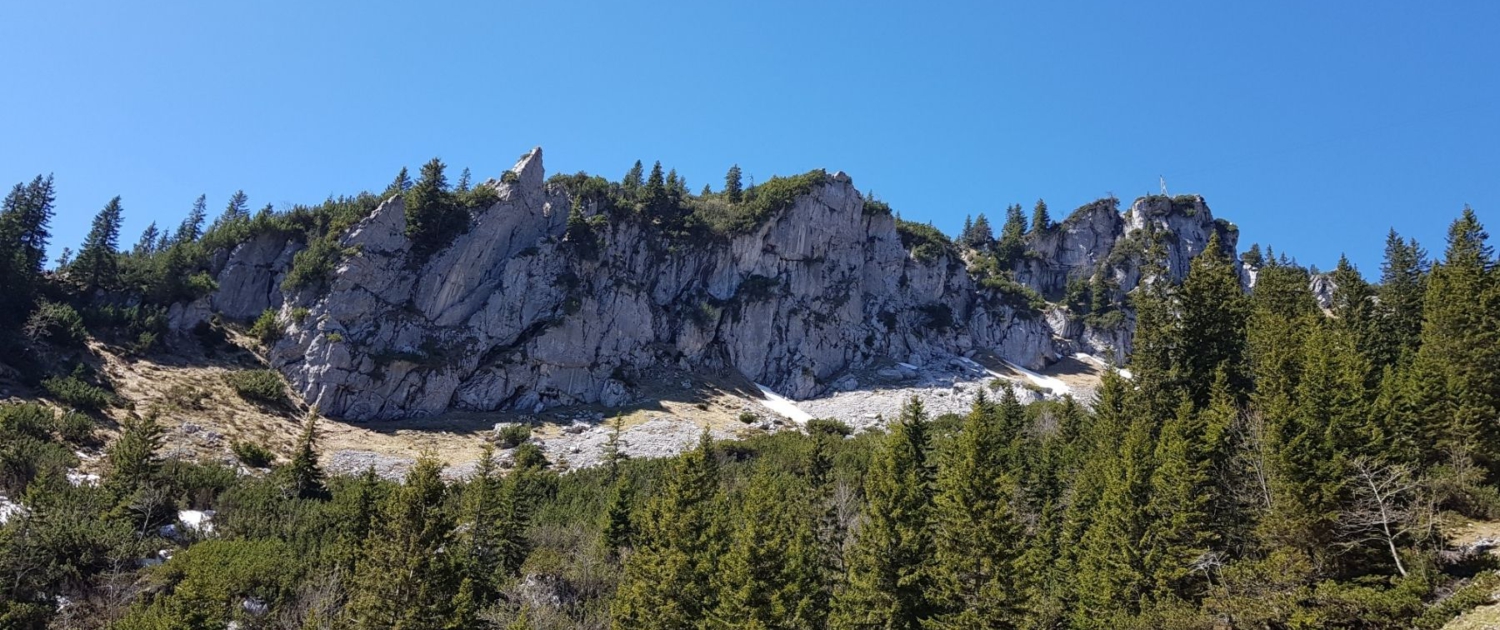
left=1338, top=456, right=1425, bottom=577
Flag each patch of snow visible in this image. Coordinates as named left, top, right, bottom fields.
left=178, top=509, right=215, bottom=534
left=66, top=471, right=100, bottom=487
left=1002, top=361, right=1071, bottom=396
left=1073, top=352, right=1132, bottom=380
left=0, top=496, right=23, bottom=524
left=755, top=384, right=814, bottom=423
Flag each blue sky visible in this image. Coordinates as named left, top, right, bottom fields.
left=2, top=1, right=1495, bottom=274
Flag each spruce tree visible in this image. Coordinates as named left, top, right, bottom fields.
left=0, top=176, right=54, bottom=327
left=612, top=431, right=724, bottom=630
left=454, top=445, right=506, bottom=602
left=1143, top=399, right=1214, bottom=601
left=1177, top=232, right=1249, bottom=405
left=926, top=393, right=1024, bottom=627
left=1241, top=242, right=1264, bottom=269
left=1031, top=198, right=1052, bottom=233
left=132, top=222, right=159, bottom=256
left=602, top=474, right=636, bottom=562
left=1072, top=408, right=1154, bottom=625
left=74, top=196, right=125, bottom=293
left=1377, top=229, right=1427, bottom=365
left=996, top=204, right=1028, bottom=262
left=709, top=467, right=823, bottom=629
left=389, top=167, right=411, bottom=196
left=177, top=194, right=207, bottom=244
left=1405, top=208, right=1499, bottom=466
left=1329, top=255, right=1382, bottom=381
left=831, top=397, right=936, bottom=630
left=970, top=213, right=993, bottom=248
left=347, top=456, right=455, bottom=629
left=405, top=158, right=466, bottom=260
left=285, top=413, right=326, bottom=499
left=456, top=167, right=471, bottom=193
left=724, top=165, right=743, bottom=203
left=644, top=161, right=668, bottom=215
left=221, top=190, right=249, bottom=224
left=623, top=160, right=645, bottom=193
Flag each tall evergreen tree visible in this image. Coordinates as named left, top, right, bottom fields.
left=221, top=190, right=249, bottom=225
left=1031, top=198, right=1052, bottom=233
left=347, top=456, right=455, bottom=629
left=1177, top=232, right=1249, bottom=405
left=925, top=393, right=1025, bottom=627
left=132, top=222, right=160, bottom=256
left=389, top=167, right=412, bottom=197
left=831, top=397, right=936, bottom=630
left=177, top=194, right=207, bottom=244
left=612, top=431, right=724, bottom=630
left=602, top=474, right=636, bottom=562
left=284, top=413, right=326, bottom=499
left=1143, top=400, right=1214, bottom=601
left=1329, top=255, right=1382, bottom=381
left=456, top=167, right=472, bottom=193
left=709, top=467, right=824, bottom=629
left=996, top=204, right=1028, bottom=262
left=405, top=158, right=467, bottom=260
left=622, top=160, right=645, bottom=194
left=1072, top=406, right=1154, bottom=625
left=1377, top=229, right=1428, bottom=366
left=0, top=176, right=54, bottom=327
left=1404, top=208, right=1499, bottom=466
left=1240, top=242, right=1264, bottom=269
left=74, top=196, right=125, bottom=293
left=724, top=165, right=743, bottom=202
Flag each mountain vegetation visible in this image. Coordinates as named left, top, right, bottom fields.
left=0, top=159, right=1498, bottom=628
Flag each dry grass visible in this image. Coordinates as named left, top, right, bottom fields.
left=1444, top=603, right=1500, bottom=630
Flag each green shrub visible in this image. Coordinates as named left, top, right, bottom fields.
left=980, top=275, right=1047, bottom=313
left=290, top=307, right=310, bottom=324
left=42, top=374, right=112, bottom=412
left=691, top=169, right=827, bottom=235
left=248, top=309, right=282, bottom=345
left=281, top=237, right=344, bottom=291
left=495, top=423, right=532, bottom=448
left=806, top=418, right=853, bottom=437
left=53, top=411, right=96, bottom=445
left=225, top=370, right=289, bottom=407
left=895, top=219, right=954, bottom=263
left=231, top=441, right=275, bottom=468
left=24, top=301, right=88, bottom=347
left=738, top=411, right=759, bottom=424
left=863, top=198, right=893, bottom=216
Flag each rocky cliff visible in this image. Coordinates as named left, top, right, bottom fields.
left=178, top=148, right=1244, bottom=421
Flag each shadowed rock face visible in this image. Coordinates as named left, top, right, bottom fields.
left=189, top=148, right=1248, bottom=421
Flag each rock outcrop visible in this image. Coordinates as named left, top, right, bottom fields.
left=186, top=147, right=1248, bottom=421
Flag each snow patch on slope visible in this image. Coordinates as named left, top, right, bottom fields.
left=1003, top=361, right=1071, bottom=396
left=756, top=384, right=814, bottom=424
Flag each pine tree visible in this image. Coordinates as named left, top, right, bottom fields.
left=1031, top=198, right=1052, bottom=233
left=105, top=414, right=164, bottom=498
left=602, top=474, right=636, bottom=562
left=405, top=158, right=466, bottom=260
left=347, top=456, right=455, bottom=629
left=132, top=222, right=159, bottom=256
left=177, top=195, right=207, bottom=244
left=831, top=397, right=936, bottom=630
left=221, top=190, right=250, bottom=225
left=74, top=196, right=125, bottom=293
left=970, top=213, right=993, bottom=248
left=389, top=167, right=412, bottom=197
left=1177, top=232, right=1249, bottom=405
left=623, top=160, right=645, bottom=193
left=0, top=176, right=54, bottom=327
left=1072, top=408, right=1154, bottom=625
left=724, top=165, right=743, bottom=203
left=612, top=431, right=724, bottom=630
left=996, top=204, right=1028, bottom=262
left=925, top=393, right=1024, bottom=627
left=709, top=467, right=824, bottom=629
left=1241, top=242, right=1264, bottom=269
left=456, top=167, right=472, bottom=193
left=1143, top=399, right=1214, bottom=601
left=454, top=445, right=506, bottom=602
left=644, top=161, right=668, bottom=214
left=1377, top=229, right=1427, bottom=366
left=1404, top=208, right=1499, bottom=466
left=285, top=413, right=326, bottom=499
left=1329, top=255, right=1382, bottom=381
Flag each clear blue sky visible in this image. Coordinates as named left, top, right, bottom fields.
left=3, top=1, right=1496, bottom=275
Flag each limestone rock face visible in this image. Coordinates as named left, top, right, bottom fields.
left=194, top=147, right=1249, bottom=421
